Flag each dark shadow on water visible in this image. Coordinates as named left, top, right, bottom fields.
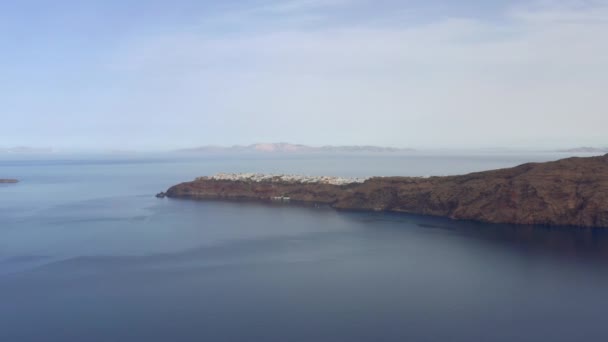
left=162, top=198, right=608, bottom=264
left=342, top=209, right=608, bottom=263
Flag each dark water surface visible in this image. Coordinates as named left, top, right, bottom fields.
left=1, top=153, right=608, bottom=341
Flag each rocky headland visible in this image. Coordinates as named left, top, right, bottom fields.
left=0, top=179, right=19, bottom=184
left=160, top=154, right=608, bottom=228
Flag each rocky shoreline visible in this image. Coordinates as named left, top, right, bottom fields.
left=160, top=154, right=608, bottom=228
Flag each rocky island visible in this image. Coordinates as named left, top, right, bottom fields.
left=0, top=179, right=19, bottom=184
left=160, top=154, right=608, bottom=228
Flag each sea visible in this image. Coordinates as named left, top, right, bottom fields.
left=1, top=152, right=608, bottom=342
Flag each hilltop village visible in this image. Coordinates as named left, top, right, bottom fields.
left=161, top=154, right=608, bottom=228
left=198, top=173, right=368, bottom=186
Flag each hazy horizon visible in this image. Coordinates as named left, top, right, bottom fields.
left=2, top=0, right=607, bottom=150
left=1, top=141, right=608, bottom=155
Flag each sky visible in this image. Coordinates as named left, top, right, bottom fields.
left=1, top=0, right=607, bottom=151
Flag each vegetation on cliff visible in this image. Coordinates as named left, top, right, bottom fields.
left=162, top=154, right=608, bottom=228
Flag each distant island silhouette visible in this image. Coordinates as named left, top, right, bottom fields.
left=175, top=142, right=414, bottom=154
left=557, top=147, right=608, bottom=153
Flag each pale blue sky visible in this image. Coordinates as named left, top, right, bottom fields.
left=1, top=0, right=607, bottom=150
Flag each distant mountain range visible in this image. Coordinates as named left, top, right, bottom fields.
left=557, top=147, right=608, bottom=153
left=0, top=146, right=53, bottom=154
left=175, top=143, right=414, bottom=154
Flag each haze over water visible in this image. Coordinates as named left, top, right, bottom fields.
left=2, top=152, right=608, bottom=341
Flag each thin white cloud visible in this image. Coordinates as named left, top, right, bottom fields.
left=510, top=0, right=608, bottom=23
left=258, top=0, right=357, bottom=13
left=100, top=0, right=608, bottom=148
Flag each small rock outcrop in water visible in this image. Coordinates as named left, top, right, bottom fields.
left=155, top=192, right=166, bottom=198
left=160, top=154, right=608, bottom=228
left=0, top=179, right=18, bottom=184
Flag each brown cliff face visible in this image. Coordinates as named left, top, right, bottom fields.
left=164, top=154, right=608, bottom=228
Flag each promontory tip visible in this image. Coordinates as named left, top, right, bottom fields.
left=160, top=155, right=608, bottom=228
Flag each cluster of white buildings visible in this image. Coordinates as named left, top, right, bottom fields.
left=198, top=173, right=368, bottom=185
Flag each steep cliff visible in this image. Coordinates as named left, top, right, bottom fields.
left=162, top=154, right=608, bottom=228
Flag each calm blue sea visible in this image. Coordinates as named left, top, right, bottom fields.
left=1, top=152, right=608, bottom=342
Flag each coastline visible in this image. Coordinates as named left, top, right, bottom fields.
left=160, top=154, right=608, bottom=228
